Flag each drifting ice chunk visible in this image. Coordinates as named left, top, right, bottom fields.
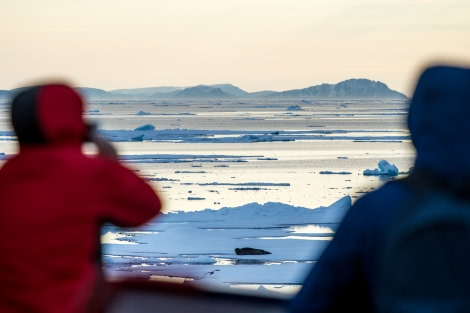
left=131, top=134, right=145, bottom=141
left=287, top=105, right=303, bottom=111
left=134, top=124, right=155, bottom=131
left=136, top=110, right=151, bottom=115
left=363, top=159, right=399, bottom=176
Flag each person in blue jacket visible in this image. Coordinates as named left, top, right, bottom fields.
left=289, top=64, right=470, bottom=312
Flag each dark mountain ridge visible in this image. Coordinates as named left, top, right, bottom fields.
left=0, top=79, right=408, bottom=102
left=166, top=85, right=235, bottom=99
left=270, top=79, right=404, bottom=99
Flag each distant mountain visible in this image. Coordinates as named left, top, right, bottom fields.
left=110, top=86, right=183, bottom=97
left=110, top=80, right=406, bottom=100
left=2, top=79, right=408, bottom=101
left=268, top=79, right=406, bottom=99
left=210, top=84, right=249, bottom=97
left=77, top=87, right=129, bottom=100
left=109, top=84, right=245, bottom=99
left=246, top=90, right=278, bottom=98
left=169, top=85, right=235, bottom=99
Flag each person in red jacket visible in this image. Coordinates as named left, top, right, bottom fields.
left=0, top=83, right=163, bottom=313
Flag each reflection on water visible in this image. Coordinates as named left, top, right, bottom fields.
left=288, top=224, right=335, bottom=234
left=259, top=236, right=333, bottom=241
left=213, top=257, right=304, bottom=266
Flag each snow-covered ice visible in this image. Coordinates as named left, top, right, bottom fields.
left=102, top=196, right=351, bottom=295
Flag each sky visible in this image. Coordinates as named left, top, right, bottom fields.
left=1, top=0, right=470, bottom=96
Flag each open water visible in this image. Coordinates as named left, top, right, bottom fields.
left=84, top=99, right=415, bottom=212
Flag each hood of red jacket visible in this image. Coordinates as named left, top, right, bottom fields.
left=11, top=83, right=87, bottom=147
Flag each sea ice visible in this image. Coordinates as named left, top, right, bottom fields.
left=134, top=124, right=155, bottom=131
left=102, top=197, right=352, bottom=289
left=363, top=159, right=399, bottom=176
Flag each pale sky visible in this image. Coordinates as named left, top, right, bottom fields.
left=1, top=0, right=470, bottom=96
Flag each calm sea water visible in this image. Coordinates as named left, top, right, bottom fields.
left=0, top=99, right=415, bottom=212
left=90, top=99, right=414, bottom=212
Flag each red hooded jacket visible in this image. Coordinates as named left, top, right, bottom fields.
left=0, top=84, right=162, bottom=313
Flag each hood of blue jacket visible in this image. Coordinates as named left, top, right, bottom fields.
left=409, top=65, right=470, bottom=188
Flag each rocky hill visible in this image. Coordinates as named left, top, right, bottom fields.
left=268, top=79, right=406, bottom=99
left=167, top=85, right=234, bottom=99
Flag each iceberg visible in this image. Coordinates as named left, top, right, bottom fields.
left=363, top=159, right=399, bottom=176
left=134, top=124, right=155, bottom=131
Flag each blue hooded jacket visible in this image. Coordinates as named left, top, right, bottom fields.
left=289, top=65, right=470, bottom=313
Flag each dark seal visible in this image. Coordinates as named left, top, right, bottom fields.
left=235, top=247, right=272, bottom=255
